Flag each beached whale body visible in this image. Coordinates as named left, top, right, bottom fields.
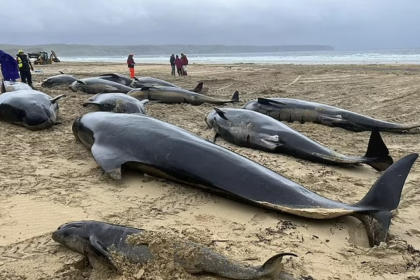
left=41, top=74, right=84, bottom=88
left=72, top=112, right=418, bottom=247
left=52, top=220, right=297, bottom=278
left=69, top=78, right=134, bottom=94
left=1, top=81, right=32, bottom=92
left=205, top=108, right=393, bottom=171
left=98, top=73, right=133, bottom=86
left=243, top=98, right=420, bottom=133
left=128, top=86, right=238, bottom=106
left=131, top=77, right=204, bottom=93
left=0, top=90, right=65, bottom=130
left=83, top=93, right=149, bottom=114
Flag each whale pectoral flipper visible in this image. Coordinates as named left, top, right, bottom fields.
left=214, top=108, right=228, bottom=120
left=91, top=142, right=128, bottom=180
left=260, top=135, right=284, bottom=150
left=87, top=236, right=118, bottom=270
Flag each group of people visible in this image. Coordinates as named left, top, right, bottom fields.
left=0, top=49, right=34, bottom=89
left=170, top=53, right=189, bottom=76
left=126, top=53, right=190, bottom=78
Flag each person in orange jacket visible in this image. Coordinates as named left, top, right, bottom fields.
left=127, top=54, right=135, bottom=78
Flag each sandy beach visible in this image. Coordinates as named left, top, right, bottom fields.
left=1, top=62, right=420, bottom=280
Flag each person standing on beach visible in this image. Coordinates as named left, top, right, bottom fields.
left=0, top=49, right=20, bottom=84
left=181, top=53, right=188, bottom=76
left=175, top=55, right=183, bottom=76
left=170, top=54, right=176, bottom=76
left=16, top=50, right=34, bottom=88
left=127, top=54, right=135, bottom=78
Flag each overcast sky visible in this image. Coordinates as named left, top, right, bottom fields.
left=1, top=0, right=419, bottom=50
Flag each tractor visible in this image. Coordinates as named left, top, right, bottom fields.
left=28, top=50, right=61, bottom=65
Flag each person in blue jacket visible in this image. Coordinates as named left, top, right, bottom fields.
left=0, top=49, right=20, bottom=83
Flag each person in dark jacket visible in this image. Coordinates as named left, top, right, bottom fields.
left=127, top=54, right=135, bottom=78
left=180, top=53, right=188, bottom=76
left=16, top=50, right=34, bottom=88
left=175, top=55, right=183, bottom=76
left=0, top=49, right=20, bottom=83
left=170, top=54, right=176, bottom=76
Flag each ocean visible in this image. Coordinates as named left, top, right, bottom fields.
left=58, top=48, right=420, bottom=65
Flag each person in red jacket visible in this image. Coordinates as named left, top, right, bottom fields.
left=180, top=53, right=188, bottom=76
left=175, top=55, right=183, bottom=76
left=127, top=54, right=135, bottom=78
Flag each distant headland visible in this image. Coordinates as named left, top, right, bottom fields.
left=0, top=44, right=334, bottom=57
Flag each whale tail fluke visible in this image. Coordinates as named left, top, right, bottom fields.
left=354, top=153, right=418, bottom=246
left=260, top=253, right=298, bottom=277
left=363, top=129, right=394, bottom=171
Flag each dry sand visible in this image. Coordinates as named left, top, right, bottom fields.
left=1, top=62, right=420, bottom=280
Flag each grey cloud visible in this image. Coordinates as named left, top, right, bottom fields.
left=1, top=0, right=419, bottom=49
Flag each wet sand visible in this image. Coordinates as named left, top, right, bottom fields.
left=1, top=62, right=420, bottom=279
